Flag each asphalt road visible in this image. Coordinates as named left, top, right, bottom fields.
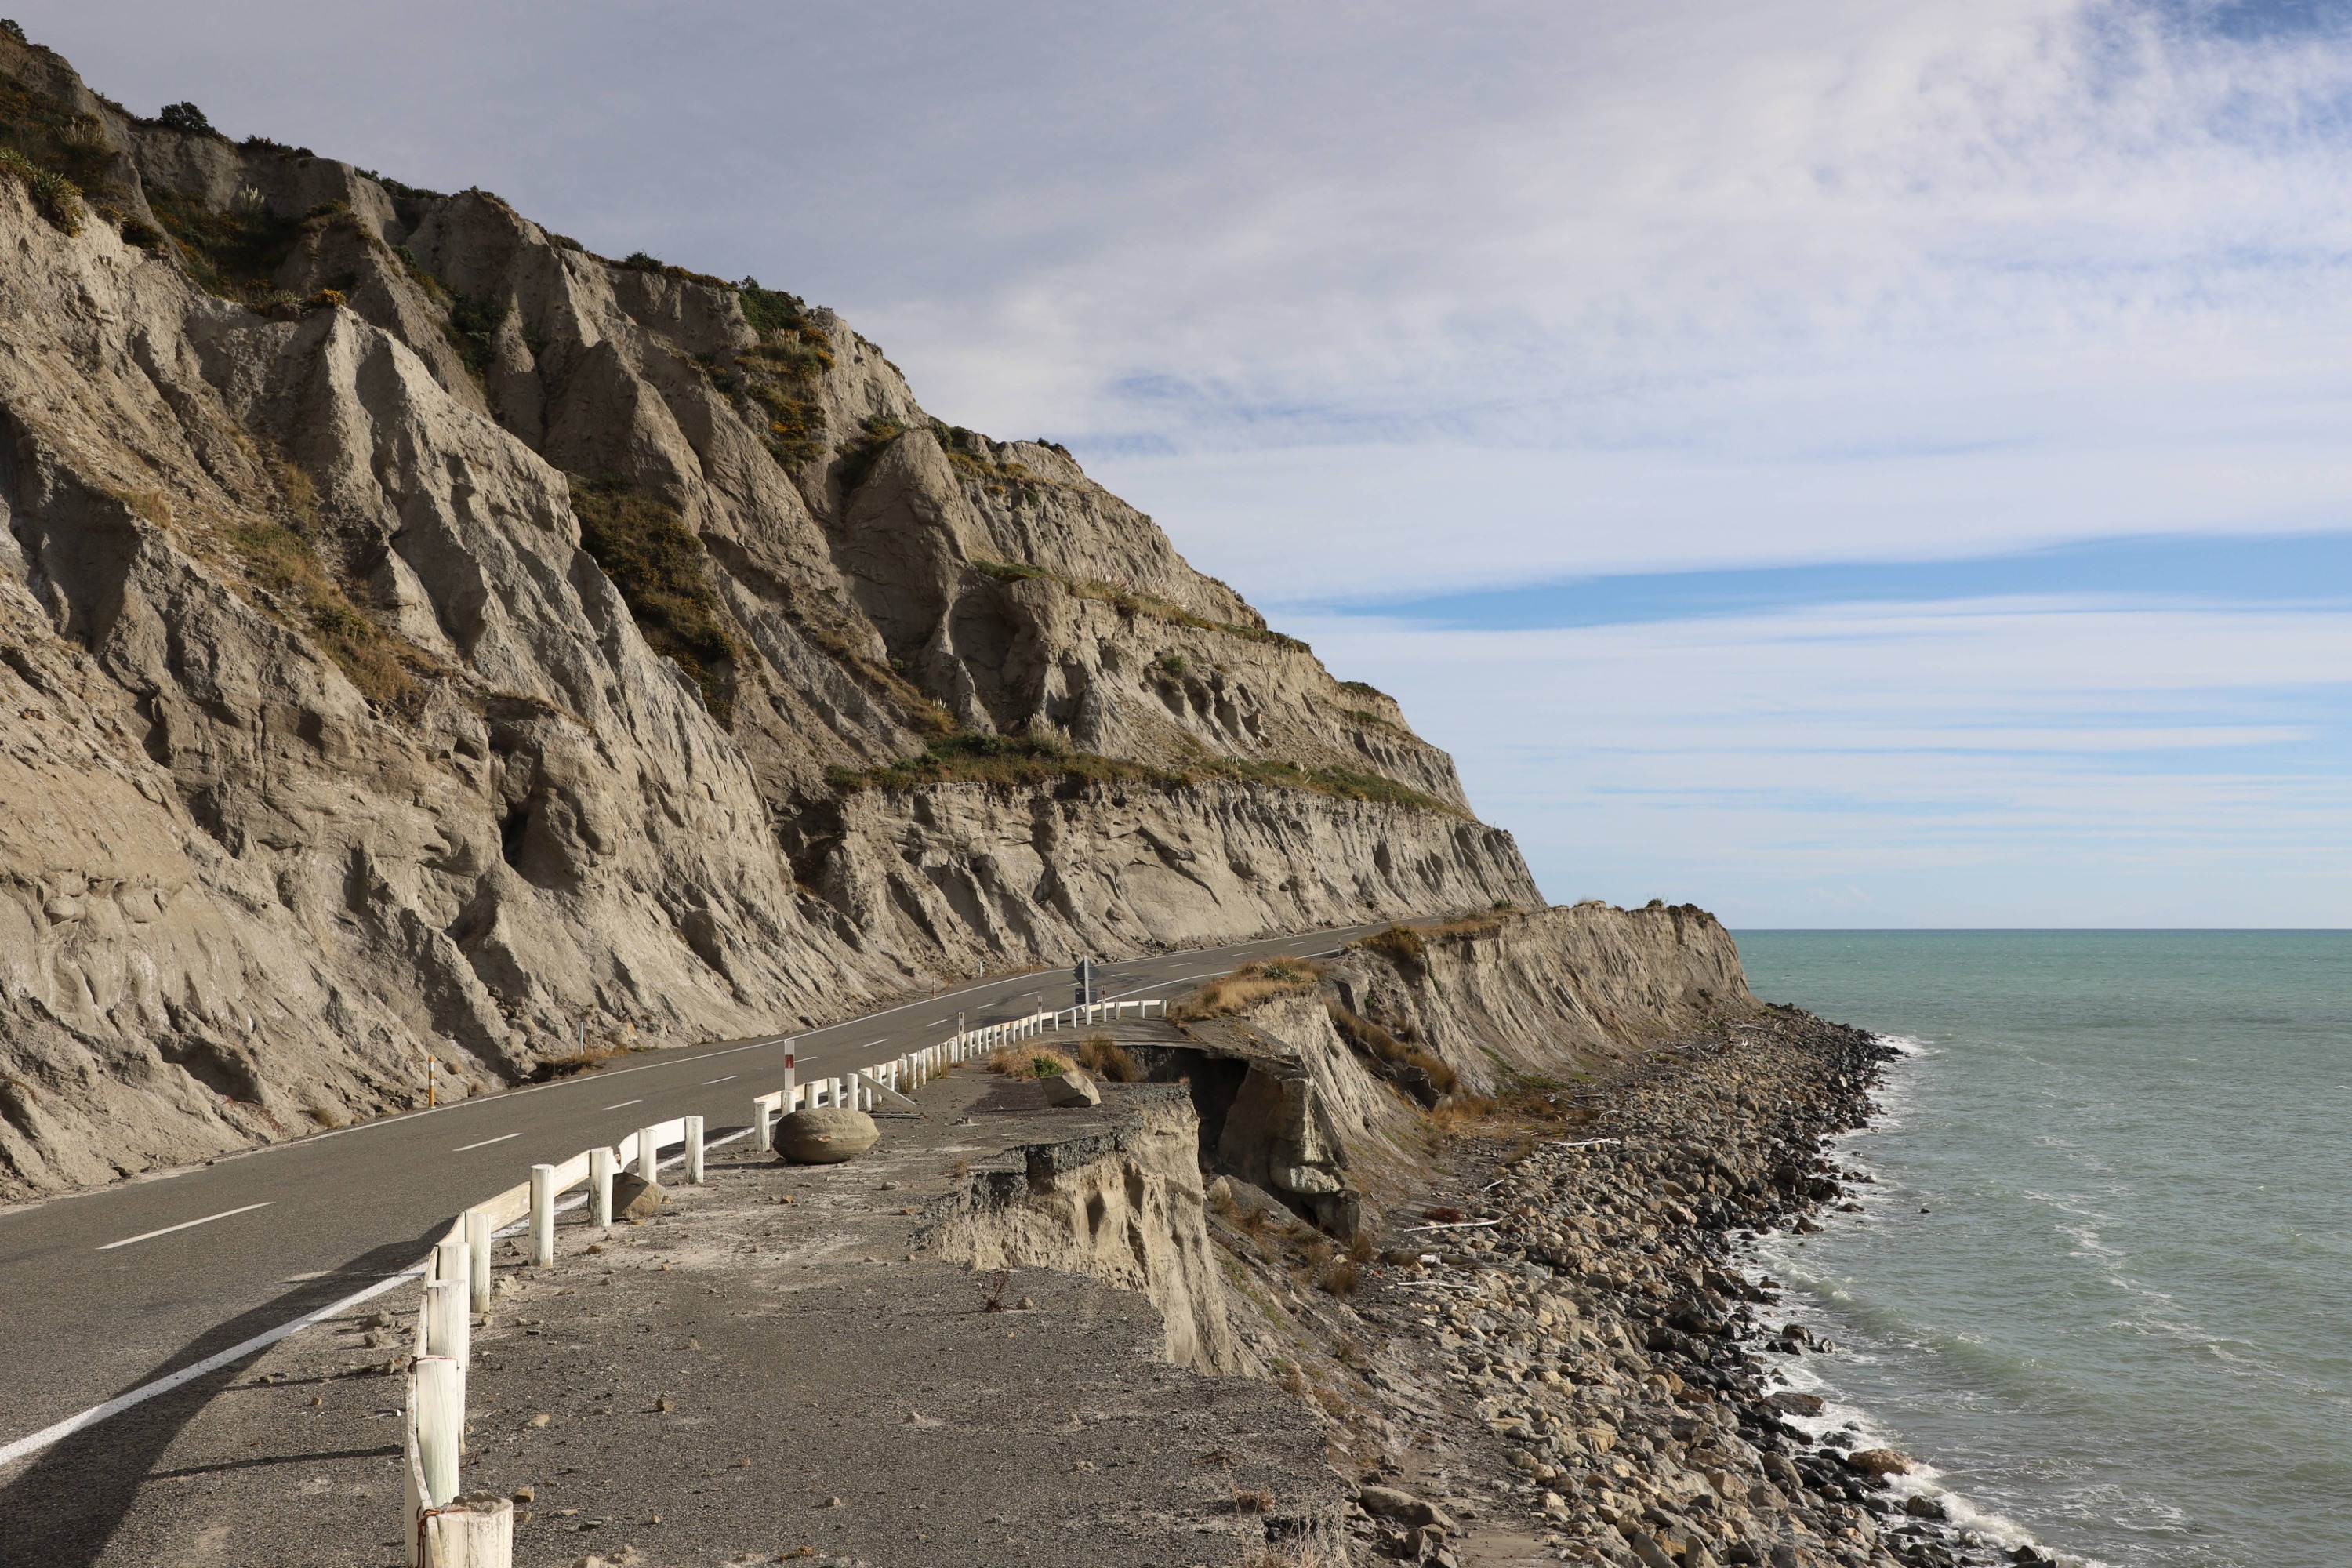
left=0, top=921, right=1383, bottom=1465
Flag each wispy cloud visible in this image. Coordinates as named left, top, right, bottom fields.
left=1295, top=594, right=2352, bottom=924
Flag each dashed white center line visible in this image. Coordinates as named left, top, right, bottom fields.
left=453, top=1131, right=521, bottom=1153
left=98, top=1202, right=272, bottom=1251
left=702, top=1076, right=735, bottom=1086
left=603, top=1098, right=642, bottom=1112
left=858, top=1038, right=887, bottom=1047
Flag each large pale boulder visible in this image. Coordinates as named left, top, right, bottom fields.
left=774, top=1107, right=880, bottom=1164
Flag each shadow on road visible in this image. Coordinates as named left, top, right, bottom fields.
left=0, top=1226, right=441, bottom=1566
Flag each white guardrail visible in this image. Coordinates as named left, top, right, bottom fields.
left=395, top=997, right=1167, bottom=1566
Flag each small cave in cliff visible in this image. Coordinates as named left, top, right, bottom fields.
left=1126, top=1044, right=1251, bottom=1156
left=1116, top=1042, right=1353, bottom=1235
left=498, top=803, right=529, bottom=870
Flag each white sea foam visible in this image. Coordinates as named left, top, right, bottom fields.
left=1745, top=1312, right=2108, bottom=1566
left=1733, top=1036, right=2108, bottom=1566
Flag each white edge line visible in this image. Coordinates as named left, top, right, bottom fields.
left=9, top=1123, right=771, bottom=1466
left=96, top=1201, right=273, bottom=1251
left=452, top=1132, right=521, bottom=1153
left=0, top=1267, right=419, bottom=1468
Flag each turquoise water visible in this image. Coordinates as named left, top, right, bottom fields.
left=1733, top=932, right=2352, bottom=1568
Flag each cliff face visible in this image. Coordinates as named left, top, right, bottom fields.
left=927, top=1087, right=1244, bottom=1374
left=0, top=38, right=1537, bottom=1199
left=1160, top=903, right=1760, bottom=1237
left=1330, top=902, right=1759, bottom=1093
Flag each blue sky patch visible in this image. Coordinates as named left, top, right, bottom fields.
left=1328, top=530, right=2352, bottom=630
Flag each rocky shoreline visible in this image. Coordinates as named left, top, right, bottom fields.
left=1292, top=1006, right=2064, bottom=1568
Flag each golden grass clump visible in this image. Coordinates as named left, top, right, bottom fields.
left=1425, top=1094, right=1499, bottom=1134
left=985, top=1044, right=1077, bottom=1079
left=1326, top=1003, right=1457, bottom=1094
left=1433, top=906, right=1521, bottom=938
left=528, top=1041, right=644, bottom=1083
left=1172, top=956, right=1324, bottom=1020
left=1357, top=923, right=1427, bottom=976
left=1075, top=1033, right=1144, bottom=1082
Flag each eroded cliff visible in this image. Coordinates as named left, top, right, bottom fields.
left=0, top=36, right=1536, bottom=1199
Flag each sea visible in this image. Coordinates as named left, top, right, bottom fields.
left=1731, top=931, right=2350, bottom=1568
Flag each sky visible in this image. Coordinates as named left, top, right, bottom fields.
left=26, top=0, right=2352, bottom=926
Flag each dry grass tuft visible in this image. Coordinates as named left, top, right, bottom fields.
left=1174, top=957, right=1324, bottom=1020
left=528, top=1043, right=641, bottom=1083
left=1431, top=906, right=1523, bottom=940
left=985, top=1043, right=1078, bottom=1080
left=118, top=486, right=173, bottom=527
left=568, top=477, right=738, bottom=726
left=1075, top=1033, right=1144, bottom=1082
left=1326, top=1003, right=1457, bottom=1094
left=1356, top=923, right=1427, bottom=976
left=1425, top=1094, right=1501, bottom=1134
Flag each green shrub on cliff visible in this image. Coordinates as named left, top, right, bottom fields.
left=155, top=101, right=214, bottom=136
left=0, top=144, right=77, bottom=234
left=834, top=413, right=910, bottom=489
left=214, top=462, right=433, bottom=710
left=0, top=69, right=114, bottom=236
left=141, top=179, right=301, bottom=303
left=724, top=281, right=833, bottom=469
left=442, top=291, right=510, bottom=379
left=967, top=557, right=1312, bottom=655
left=568, top=477, right=738, bottom=727
left=826, top=730, right=1182, bottom=794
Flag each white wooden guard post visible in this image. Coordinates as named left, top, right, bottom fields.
left=422, top=1496, right=514, bottom=1567
left=590, top=1145, right=615, bottom=1226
